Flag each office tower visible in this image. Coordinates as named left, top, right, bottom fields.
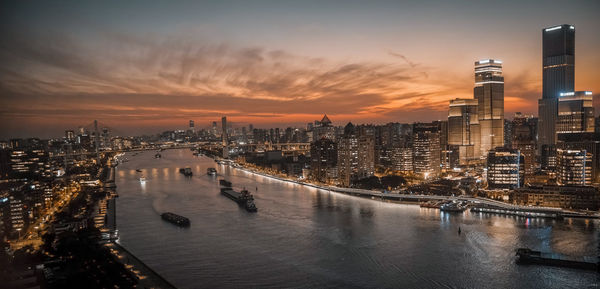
left=310, top=138, right=338, bottom=184
left=486, top=148, right=524, bottom=189
left=474, top=59, right=504, bottom=155
left=211, top=121, right=218, bottom=137
left=556, top=148, right=591, bottom=186
left=511, top=113, right=537, bottom=180
left=412, top=122, right=441, bottom=177
left=556, top=91, right=595, bottom=134
left=448, top=98, right=480, bottom=165
left=189, top=120, right=195, bottom=133
left=222, top=116, right=228, bottom=158
left=557, top=132, right=600, bottom=183
left=65, top=130, right=75, bottom=142
left=538, top=24, right=575, bottom=160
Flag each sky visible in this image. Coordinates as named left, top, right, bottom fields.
left=1, top=0, right=599, bottom=138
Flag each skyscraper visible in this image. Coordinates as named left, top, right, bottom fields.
left=474, top=59, right=504, bottom=155
left=448, top=98, right=480, bottom=165
left=486, top=148, right=525, bottom=189
left=189, top=120, right=195, bottom=134
left=556, top=91, right=595, bottom=134
left=556, top=148, right=591, bottom=186
left=222, top=116, right=228, bottom=158
left=538, top=24, right=575, bottom=155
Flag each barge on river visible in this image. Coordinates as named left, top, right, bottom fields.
left=516, top=248, right=597, bottom=271
left=220, top=188, right=257, bottom=212
left=161, top=212, right=191, bottom=227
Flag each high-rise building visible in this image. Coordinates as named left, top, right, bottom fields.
left=448, top=98, right=480, bottom=165
left=486, top=148, right=524, bottom=189
left=412, top=123, right=441, bottom=177
left=556, top=148, right=591, bottom=186
left=189, top=120, right=195, bottom=134
left=538, top=24, right=575, bottom=160
left=556, top=91, right=595, bottom=134
left=222, top=116, right=228, bottom=158
left=474, top=59, right=504, bottom=155
left=337, top=123, right=374, bottom=186
left=310, top=138, right=338, bottom=184
left=312, top=114, right=336, bottom=141
left=511, top=113, right=537, bottom=180
left=557, top=132, right=600, bottom=183
left=65, top=130, right=75, bottom=142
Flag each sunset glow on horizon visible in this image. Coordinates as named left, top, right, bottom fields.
left=1, top=0, right=599, bottom=138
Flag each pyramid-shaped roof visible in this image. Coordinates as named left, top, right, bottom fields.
left=320, top=114, right=332, bottom=126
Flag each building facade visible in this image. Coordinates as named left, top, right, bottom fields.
left=556, top=148, right=592, bottom=186
left=538, top=24, right=575, bottom=163
left=474, top=59, right=504, bottom=155
left=486, top=148, right=524, bottom=189
left=448, top=98, right=480, bottom=165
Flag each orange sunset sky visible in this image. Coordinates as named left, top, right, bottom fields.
left=1, top=0, right=599, bottom=138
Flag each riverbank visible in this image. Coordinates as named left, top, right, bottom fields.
left=109, top=154, right=179, bottom=289
left=220, top=160, right=600, bottom=219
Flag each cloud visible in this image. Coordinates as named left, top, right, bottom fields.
left=0, top=29, right=465, bottom=137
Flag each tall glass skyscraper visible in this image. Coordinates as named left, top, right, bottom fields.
left=474, top=59, right=504, bottom=155
left=538, top=24, right=575, bottom=152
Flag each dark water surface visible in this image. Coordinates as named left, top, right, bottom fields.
left=116, top=149, right=599, bottom=288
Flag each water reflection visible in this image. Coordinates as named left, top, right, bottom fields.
left=114, top=149, right=599, bottom=289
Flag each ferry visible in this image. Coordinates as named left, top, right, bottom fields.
left=155, top=153, right=162, bottom=159
left=207, top=168, right=217, bottom=175
left=179, top=167, right=193, bottom=177
left=220, top=188, right=257, bottom=212
left=161, top=212, right=190, bottom=227
left=440, top=201, right=467, bottom=212
left=135, top=169, right=142, bottom=173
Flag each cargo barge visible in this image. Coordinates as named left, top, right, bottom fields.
left=161, top=212, right=190, bottom=227
left=220, top=188, right=257, bottom=212
left=516, top=248, right=597, bottom=271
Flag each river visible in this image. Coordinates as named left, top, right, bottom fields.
left=115, top=149, right=598, bottom=288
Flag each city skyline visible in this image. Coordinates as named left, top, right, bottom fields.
left=1, top=1, right=599, bottom=139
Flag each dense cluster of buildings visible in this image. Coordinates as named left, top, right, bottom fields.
left=218, top=24, right=599, bottom=210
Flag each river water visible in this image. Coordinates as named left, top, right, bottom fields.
left=115, top=149, right=599, bottom=288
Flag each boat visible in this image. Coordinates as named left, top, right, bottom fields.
left=219, top=179, right=232, bottom=187
left=135, top=169, right=142, bottom=173
left=155, top=153, right=161, bottom=159
left=161, top=212, right=190, bottom=227
left=220, top=188, right=258, bottom=212
left=420, top=201, right=441, bottom=208
left=516, top=248, right=597, bottom=271
left=139, top=177, right=146, bottom=183
left=207, top=168, right=217, bottom=175
left=440, top=202, right=467, bottom=212
left=179, top=167, right=193, bottom=177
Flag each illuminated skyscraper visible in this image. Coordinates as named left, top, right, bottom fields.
left=556, top=91, right=595, bottom=134
left=556, top=148, right=591, bottom=186
left=448, top=98, right=480, bottom=165
left=538, top=24, right=575, bottom=158
left=474, top=59, right=504, bottom=155
left=222, top=116, right=228, bottom=158
left=486, top=148, right=524, bottom=189
left=189, top=120, right=195, bottom=134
